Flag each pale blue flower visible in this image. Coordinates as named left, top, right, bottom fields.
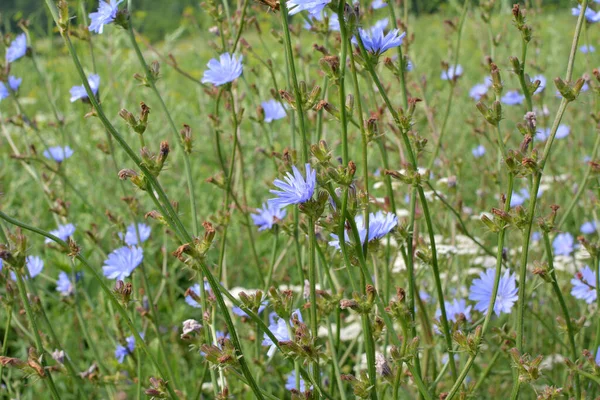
left=532, top=74, right=546, bottom=94
left=531, top=232, right=541, bottom=242
left=469, top=269, right=518, bottom=316
left=354, top=20, right=405, bottom=56
left=287, top=0, right=331, bottom=16
left=232, top=300, right=268, bottom=317
left=201, top=53, right=243, bottom=86
left=0, top=83, right=8, bottom=102
left=469, top=83, right=489, bottom=100
left=596, top=346, right=600, bottom=366
left=571, top=266, right=596, bottom=304
left=472, top=145, right=485, bottom=158
left=185, top=282, right=211, bottom=308
left=268, top=163, right=316, bottom=209
left=262, top=310, right=303, bottom=357
left=536, top=125, right=571, bottom=141
left=46, top=223, right=76, bottom=243
left=581, top=44, right=596, bottom=54
left=553, top=232, right=574, bottom=256
left=70, top=74, right=100, bottom=102
left=581, top=221, right=597, bottom=234
left=510, top=186, right=544, bottom=206
left=6, top=34, right=27, bottom=63
left=115, top=335, right=136, bottom=363
left=89, top=0, right=123, bottom=34
left=285, top=370, right=308, bottom=392
left=329, top=211, right=397, bottom=249
left=8, top=76, right=22, bottom=92
left=43, top=146, right=74, bottom=162
left=26, top=256, right=44, bottom=278
left=441, top=65, right=463, bottom=80
left=118, top=223, right=151, bottom=246
left=261, top=99, right=287, bottom=122
left=371, top=0, right=387, bottom=8
left=251, top=203, right=287, bottom=231
left=555, top=125, right=571, bottom=139
left=435, top=299, right=472, bottom=323
left=572, top=5, right=600, bottom=23
left=303, top=12, right=339, bottom=31
left=102, top=246, right=143, bottom=280
left=501, top=90, right=525, bottom=105
left=10, top=256, right=44, bottom=281
left=510, top=188, right=529, bottom=208
left=56, top=272, right=74, bottom=296
left=369, top=211, right=398, bottom=240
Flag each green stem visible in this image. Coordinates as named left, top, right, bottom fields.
left=278, top=0, right=309, bottom=162
left=126, top=26, right=200, bottom=237
left=0, top=307, right=13, bottom=383
left=541, top=230, right=580, bottom=398
left=446, top=173, right=514, bottom=399
left=5, top=210, right=180, bottom=399
left=449, top=2, right=588, bottom=395
left=427, top=0, right=469, bottom=170
left=417, top=186, right=457, bottom=380
left=557, top=123, right=600, bottom=229
left=307, top=216, right=320, bottom=383
left=14, top=271, right=61, bottom=400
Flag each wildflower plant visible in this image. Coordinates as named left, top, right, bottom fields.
left=0, top=0, right=599, bottom=399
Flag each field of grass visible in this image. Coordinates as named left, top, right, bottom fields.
left=0, top=0, right=600, bottom=399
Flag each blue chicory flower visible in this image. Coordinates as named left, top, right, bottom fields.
left=285, top=370, right=308, bottom=392
left=118, top=223, right=151, bottom=246
left=251, top=203, right=287, bottom=231
left=56, top=272, right=74, bottom=296
left=115, top=335, right=136, bottom=363
left=571, top=266, right=596, bottom=304
left=232, top=300, right=268, bottom=317
left=70, top=74, right=100, bottom=102
left=469, top=269, right=518, bottom=316
left=532, top=74, right=546, bottom=94
left=501, top=90, right=525, bottom=105
left=268, top=163, right=316, bottom=209
left=581, top=44, right=596, bottom=53
left=572, top=5, right=600, bottom=23
left=261, top=99, right=287, bottom=122
left=581, top=221, right=597, bottom=234
left=287, top=0, right=331, bottom=16
left=8, top=76, right=22, bottom=92
left=303, top=12, right=339, bottom=31
left=46, top=223, right=76, bottom=243
left=436, top=298, right=472, bottom=323
left=201, top=53, right=243, bottom=86
left=262, top=310, right=303, bottom=357
left=6, top=33, right=27, bottom=63
left=89, top=0, right=124, bottom=34
left=469, top=83, right=489, bottom=100
left=329, top=211, right=397, bottom=249
left=441, top=65, right=463, bottom=80
left=43, top=146, right=74, bottom=162
left=185, top=282, right=212, bottom=308
left=102, top=246, right=143, bottom=280
left=553, top=232, right=574, bottom=256
left=10, top=255, right=44, bottom=281
left=354, top=19, right=405, bottom=56
left=0, top=83, right=9, bottom=102
left=472, top=145, right=485, bottom=158
left=371, top=0, right=387, bottom=8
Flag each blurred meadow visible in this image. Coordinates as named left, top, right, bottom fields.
left=0, top=0, right=600, bottom=399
